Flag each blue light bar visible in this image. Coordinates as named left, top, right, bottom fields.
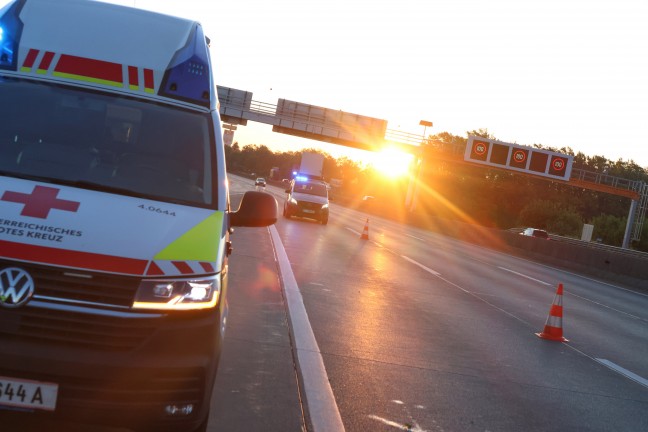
left=159, top=23, right=213, bottom=108
left=295, top=175, right=309, bottom=182
left=0, top=0, right=26, bottom=71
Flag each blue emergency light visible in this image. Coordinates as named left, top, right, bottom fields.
left=0, top=0, right=25, bottom=71
left=295, top=175, right=309, bottom=182
left=159, top=23, right=213, bottom=108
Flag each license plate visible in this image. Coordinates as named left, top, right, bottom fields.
left=302, top=209, right=315, bottom=214
left=0, top=376, right=58, bottom=411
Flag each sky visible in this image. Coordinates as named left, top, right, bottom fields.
left=6, top=0, right=648, bottom=166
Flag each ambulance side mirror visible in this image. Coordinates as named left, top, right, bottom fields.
left=230, top=191, right=277, bottom=227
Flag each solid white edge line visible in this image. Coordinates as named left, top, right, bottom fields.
left=498, top=266, right=551, bottom=286
left=401, top=255, right=441, bottom=276
left=595, top=358, right=648, bottom=389
left=269, top=225, right=345, bottom=432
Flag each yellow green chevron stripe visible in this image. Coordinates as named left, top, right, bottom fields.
left=155, top=211, right=224, bottom=261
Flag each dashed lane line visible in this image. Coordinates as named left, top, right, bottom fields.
left=401, top=255, right=441, bottom=276
left=595, top=359, right=648, bottom=390
left=498, top=266, right=551, bottom=286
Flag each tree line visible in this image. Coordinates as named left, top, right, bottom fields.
left=225, top=129, right=648, bottom=252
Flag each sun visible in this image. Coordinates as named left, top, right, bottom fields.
left=371, top=148, right=414, bottom=178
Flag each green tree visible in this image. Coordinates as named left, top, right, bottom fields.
left=590, top=214, right=626, bottom=246
left=518, top=200, right=583, bottom=237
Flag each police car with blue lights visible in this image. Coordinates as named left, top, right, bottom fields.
left=283, top=175, right=330, bottom=225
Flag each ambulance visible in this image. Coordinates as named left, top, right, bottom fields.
left=0, top=0, right=277, bottom=431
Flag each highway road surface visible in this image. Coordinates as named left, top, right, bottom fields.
left=230, top=174, right=648, bottom=432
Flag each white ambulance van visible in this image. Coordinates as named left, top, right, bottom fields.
left=0, top=0, right=277, bottom=431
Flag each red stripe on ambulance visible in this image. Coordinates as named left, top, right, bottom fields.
left=23, top=49, right=39, bottom=69
left=38, top=51, right=55, bottom=72
left=200, top=262, right=215, bottom=273
left=143, top=68, right=154, bottom=91
left=0, top=239, right=148, bottom=275
left=128, top=65, right=139, bottom=88
left=146, top=261, right=165, bottom=276
left=172, top=261, right=193, bottom=274
left=148, top=260, right=217, bottom=276
left=55, top=54, right=123, bottom=83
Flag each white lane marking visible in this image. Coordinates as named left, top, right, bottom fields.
left=498, top=267, right=551, bottom=286
left=595, top=359, right=648, bottom=389
left=269, top=226, right=345, bottom=432
left=568, top=292, right=645, bottom=322
left=346, top=227, right=361, bottom=236
left=401, top=255, right=441, bottom=276
left=406, top=234, right=425, bottom=241
left=368, top=415, right=429, bottom=432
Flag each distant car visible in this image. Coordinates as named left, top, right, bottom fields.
left=521, top=228, right=549, bottom=239
left=360, top=195, right=376, bottom=210
left=255, top=177, right=266, bottom=187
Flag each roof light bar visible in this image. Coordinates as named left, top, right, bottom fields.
left=0, top=0, right=26, bottom=71
left=159, top=23, right=213, bottom=108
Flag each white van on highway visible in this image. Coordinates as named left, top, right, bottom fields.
left=0, top=1, right=276, bottom=431
left=283, top=176, right=330, bottom=225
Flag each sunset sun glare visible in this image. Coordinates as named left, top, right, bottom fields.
left=371, top=148, right=414, bottom=179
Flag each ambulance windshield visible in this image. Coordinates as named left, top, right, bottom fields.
left=0, top=77, right=214, bottom=207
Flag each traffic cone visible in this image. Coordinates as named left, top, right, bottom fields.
left=360, top=218, right=369, bottom=240
left=536, top=283, right=568, bottom=342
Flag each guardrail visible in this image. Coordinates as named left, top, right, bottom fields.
left=507, top=228, right=648, bottom=259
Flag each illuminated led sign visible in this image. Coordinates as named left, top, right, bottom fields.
left=464, top=136, right=573, bottom=181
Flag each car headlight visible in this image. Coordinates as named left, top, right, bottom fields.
left=321, top=203, right=329, bottom=210
left=132, top=275, right=220, bottom=311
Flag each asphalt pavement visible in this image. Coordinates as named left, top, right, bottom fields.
left=207, top=223, right=306, bottom=431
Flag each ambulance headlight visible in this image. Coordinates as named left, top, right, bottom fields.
left=132, top=275, right=220, bottom=310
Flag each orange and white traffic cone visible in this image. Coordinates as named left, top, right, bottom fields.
left=360, top=218, right=369, bottom=240
left=536, top=283, right=568, bottom=342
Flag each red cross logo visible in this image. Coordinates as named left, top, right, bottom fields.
left=1, top=186, right=80, bottom=219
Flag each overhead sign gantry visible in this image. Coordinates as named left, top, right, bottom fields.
left=217, top=85, right=420, bottom=154
left=464, top=135, right=573, bottom=181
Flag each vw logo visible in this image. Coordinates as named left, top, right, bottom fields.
left=0, top=267, right=35, bottom=308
